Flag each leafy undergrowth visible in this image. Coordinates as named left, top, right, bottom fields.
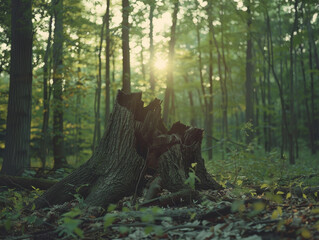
left=1, top=181, right=319, bottom=240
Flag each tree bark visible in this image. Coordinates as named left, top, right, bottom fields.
left=34, top=91, right=221, bottom=209
left=206, top=0, right=214, bottom=160
left=287, top=0, right=298, bottom=164
left=149, top=1, right=155, bottom=92
left=1, top=0, right=33, bottom=176
left=105, top=0, right=111, bottom=129
left=163, top=1, right=179, bottom=126
left=183, top=75, right=196, bottom=126
left=40, top=14, right=53, bottom=169
left=245, top=0, right=254, bottom=144
left=52, top=0, right=67, bottom=169
left=122, top=0, right=131, bottom=93
left=93, top=15, right=105, bottom=149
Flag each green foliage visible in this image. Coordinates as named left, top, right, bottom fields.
left=57, top=207, right=84, bottom=238
left=0, top=187, right=42, bottom=234
left=184, top=162, right=200, bottom=190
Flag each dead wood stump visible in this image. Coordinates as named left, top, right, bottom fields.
left=34, top=91, right=221, bottom=209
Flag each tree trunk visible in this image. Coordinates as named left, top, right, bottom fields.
left=149, top=1, right=155, bottom=92
left=305, top=5, right=318, bottom=154
left=34, top=91, right=221, bottom=209
left=194, top=2, right=206, bottom=130
left=1, top=0, right=33, bottom=176
left=105, top=0, right=111, bottom=130
left=183, top=75, right=196, bottom=126
left=122, top=0, right=131, bottom=93
left=52, top=0, right=67, bottom=169
left=287, top=0, right=298, bottom=164
left=163, top=1, right=179, bottom=126
left=211, top=17, right=227, bottom=159
left=93, top=15, right=105, bottom=149
left=245, top=0, right=254, bottom=144
left=206, top=0, right=214, bottom=160
left=75, top=43, right=82, bottom=164
left=40, top=14, right=53, bottom=169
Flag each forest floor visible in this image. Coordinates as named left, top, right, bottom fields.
left=1, top=180, right=319, bottom=240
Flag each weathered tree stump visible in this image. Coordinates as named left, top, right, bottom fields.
left=34, top=91, right=221, bottom=209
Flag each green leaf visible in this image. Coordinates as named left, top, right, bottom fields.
left=151, top=206, right=163, bottom=214
left=4, top=219, right=11, bottom=231
left=104, top=214, right=115, bottom=228
left=122, top=207, right=130, bottom=212
left=119, top=226, right=129, bottom=234
left=141, top=213, right=154, bottom=223
left=154, top=226, right=164, bottom=236
left=144, top=226, right=153, bottom=234
left=74, top=227, right=84, bottom=238
left=300, top=228, right=312, bottom=239
left=63, top=208, right=82, bottom=218
left=107, top=204, right=117, bottom=212
left=231, top=200, right=245, bottom=212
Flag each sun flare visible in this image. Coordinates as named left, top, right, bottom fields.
left=154, top=57, right=167, bottom=70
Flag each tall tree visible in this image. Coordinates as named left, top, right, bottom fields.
left=1, top=0, right=33, bottom=175
left=105, top=0, right=111, bottom=129
left=163, top=0, right=179, bottom=125
left=40, top=14, right=53, bottom=169
left=305, top=3, right=318, bottom=154
left=93, top=14, right=105, bottom=150
left=52, top=0, right=67, bottom=169
left=122, top=0, right=131, bottom=93
left=149, top=0, right=155, bottom=92
left=245, top=0, right=254, bottom=144
left=206, top=0, right=214, bottom=160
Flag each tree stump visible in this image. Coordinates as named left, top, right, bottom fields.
left=34, top=91, right=221, bottom=209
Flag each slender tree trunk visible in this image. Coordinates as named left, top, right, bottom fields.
left=183, top=75, right=196, bottom=126
left=245, top=0, right=254, bottom=144
left=149, top=1, right=155, bottom=92
left=277, top=2, right=285, bottom=158
left=287, top=0, right=298, bottom=164
left=105, top=0, right=111, bottom=129
left=163, top=1, right=179, bottom=125
left=220, top=5, right=229, bottom=143
left=307, top=37, right=317, bottom=154
left=255, top=76, right=260, bottom=144
left=52, top=0, right=67, bottom=169
left=140, top=41, right=146, bottom=82
left=263, top=10, right=291, bottom=163
left=294, top=49, right=299, bottom=159
left=259, top=47, right=268, bottom=152
left=1, top=0, right=33, bottom=175
left=122, top=0, right=131, bottom=93
left=194, top=4, right=206, bottom=129
left=112, top=48, right=116, bottom=106
left=40, top=15, right=53, bottom=169
left=75, top=43, right=82, bottom=164
left=265, top=23, right=272, bottom=151
left=299, top=44, right=315, bottom=154
left=266, top=37, right=271, bottom=152
left=211, top=23, right=225, bottom=158
left=206, top=0, right=214, bottom=160
left=93, top=16, right=105, bottom=150
left=305, top=5, right=318, bottom=154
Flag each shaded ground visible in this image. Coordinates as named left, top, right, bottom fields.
left=1, top=183, right=319, bottom=239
